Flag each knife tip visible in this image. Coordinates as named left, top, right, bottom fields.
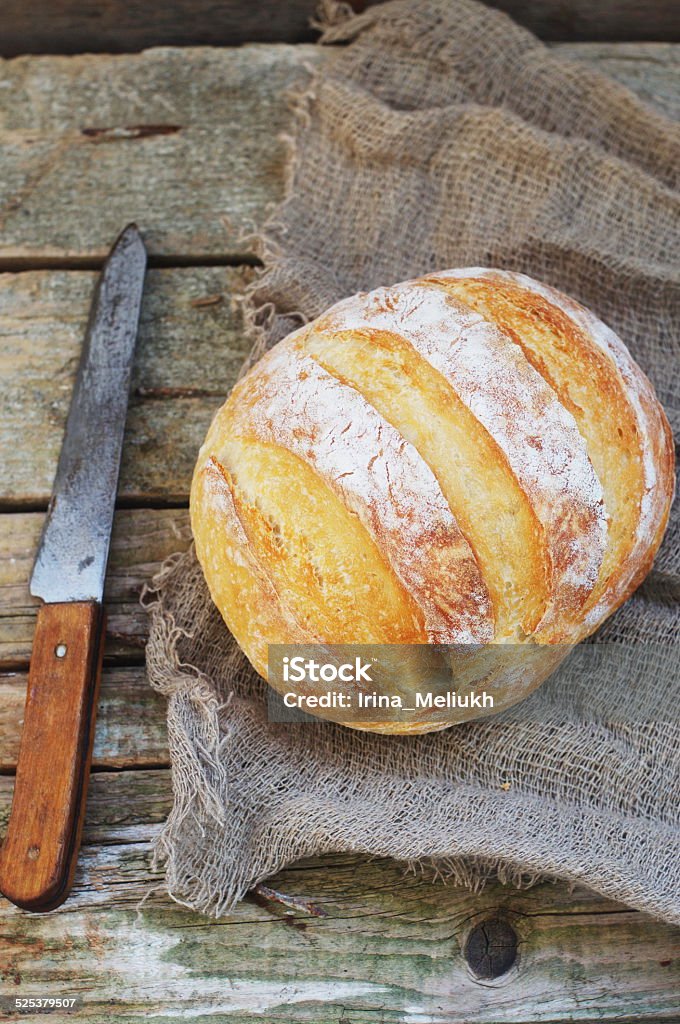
left=120, top=221, right=145, bottom=243
left=109, top=223, right=147, bottom=263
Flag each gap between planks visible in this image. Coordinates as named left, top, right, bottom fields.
left=0, top=253, right=262, bottom=272
left=0, top=497, right=191, bottom=515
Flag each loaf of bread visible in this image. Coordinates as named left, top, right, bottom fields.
left=191, top=269, right=675, bottom=732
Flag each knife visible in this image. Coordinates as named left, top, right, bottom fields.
left=0, top=225, right=147, bottom=912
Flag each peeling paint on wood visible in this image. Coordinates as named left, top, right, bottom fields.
left=0, top=824, right=678, bottom=1021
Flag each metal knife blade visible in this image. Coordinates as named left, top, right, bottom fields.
left=30, top=224, right=147, bottom=604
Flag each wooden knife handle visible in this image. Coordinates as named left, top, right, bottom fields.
left=0, top=601, right=105, bottom=911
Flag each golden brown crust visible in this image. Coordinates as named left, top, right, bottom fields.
left=423, top=272, right=648, bottom=632
left=225, top=340, right=495, bottom=645
left=315, top=280, right=608, bottom=641
left=190, top=456, right=312, bottom=677
left=434, top=268, right=674, bottom=636
left=301, top=320, right=549, bottom=640
left=191, top=269, right=675, bottom=733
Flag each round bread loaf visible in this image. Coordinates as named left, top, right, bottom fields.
left=191, top=269, right=675, bottom=733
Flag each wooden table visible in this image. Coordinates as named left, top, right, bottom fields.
left=0, top=40, right=679, bottom=1022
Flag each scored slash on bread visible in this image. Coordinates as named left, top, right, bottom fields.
left=310, top=283, right=608, bottom=642
left=190, top=269, right=675, bottom=732
left=426, top=269, right=674, bottom=636
left=226, top=344, right=494, bottom=645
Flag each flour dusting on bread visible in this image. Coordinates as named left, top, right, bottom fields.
left=228, top=342, right=494, bottom=644
left=191, top=268, right=675, bottom=732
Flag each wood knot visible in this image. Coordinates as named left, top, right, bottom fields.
left=464, top=916, right=518, bottom=979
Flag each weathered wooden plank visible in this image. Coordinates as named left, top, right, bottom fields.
left=1, top=0, right=679, bottom=58
left=0, top=44, right=678, bottom=1021
left=0, top=769, right=678, bottom=1022
left=559, top=42, right=680, bottom=121
left=0, top=509, right=191, bottom=665
left=0, top=1, right=339, bottom=55
left=0, top=49, right=676, bottom=509
left=0, top=769, right=672, bottom=915
left=0, top=769, right=172, bottom=841
left=493, top=1, right=680, bottom=43
left=0, top=771, right=646, bottom=915
left=0, top=267, right=252, bottom=504
left=0, top=667, right=169, bottom=771
left=0, top=46, right=320, bottom=261
left=0, top=44, right=675, bottom=263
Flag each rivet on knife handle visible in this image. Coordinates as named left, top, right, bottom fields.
left=0, top=603, right=104, bottom=910
left=0, top=225, right=146, bottom=911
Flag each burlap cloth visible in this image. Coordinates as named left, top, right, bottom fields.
left=144, top=0, right=680, bottom=922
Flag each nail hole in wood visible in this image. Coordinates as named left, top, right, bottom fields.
left=464, top=916, right=518, bottom=979
left=27, top=845, right=40, bottom=861
left=55, top=643, right=68, bottom=658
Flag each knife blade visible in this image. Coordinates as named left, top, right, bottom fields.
left=0, top=225, right=146, bottom=911
left=30, top=224, right=146, bottom=604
